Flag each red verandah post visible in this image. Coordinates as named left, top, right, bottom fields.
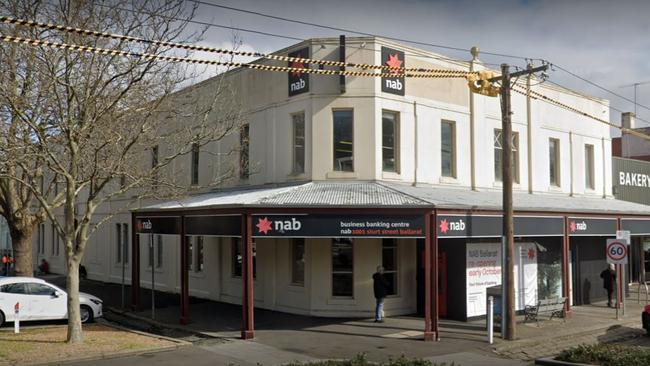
left=432, top=211, right=440, bottom=341
left=241, top=213, right=255, bottom=339
left=424, top=212, right=433, bottom=341
left=562, top=216, right=572, bottom=317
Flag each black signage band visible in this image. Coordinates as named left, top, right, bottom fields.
left=252, top=214, right=425, bottom=238
left=135, top=216, right=181, bottom=235
left=621, top=219, right=650, bottom=235
left=437, top=215, right=564, bottom=238
left=568, top=217, right=618, bottom=236
left=185, top=215, right=241, bottom=237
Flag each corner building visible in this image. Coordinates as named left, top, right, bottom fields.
left=37, top=37, right=650, bottom=340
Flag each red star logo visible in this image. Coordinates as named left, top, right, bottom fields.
left=385, top=54, right=402, bottom=74
left=291, top=61, right=306, bottom=77
left=528, top=248, right=535, bottom=260
left=570, top=221, right=577, bottom=232
left=439, top=219, right=449, bottom=234
left=256, top=217, right=273, bottom=234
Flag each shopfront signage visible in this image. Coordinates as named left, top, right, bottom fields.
left=437, top=215, right=564, bottom=238
left=381, top=47, right=405, bottom=96
left=252, top=214, right=424, bottom=238
left=135, top=216, right=180, bottom=235
left=288, top=47, right=310, bottom=96
left=185, top=215, right=241, bottom=237
left=568, top=217, right=617, bottom=236
left=621, top=219, right=650, bottom=235
left=612, top=157, right=650, bottom=205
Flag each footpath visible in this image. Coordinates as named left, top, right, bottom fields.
left=43, top=275, right=650, bottom=365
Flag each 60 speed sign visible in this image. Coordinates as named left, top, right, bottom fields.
left=606, top=239, right=628, bottom=265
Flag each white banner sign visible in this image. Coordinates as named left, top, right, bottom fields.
left=466, top=242, right=538, bottom=318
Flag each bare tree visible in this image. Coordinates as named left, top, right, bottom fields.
left=0, top=0, right=245, bottom=343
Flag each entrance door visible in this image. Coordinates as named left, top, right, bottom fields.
left=416, top=241, right=447, bottom=317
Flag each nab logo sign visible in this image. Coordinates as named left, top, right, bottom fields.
left=381, top=47, right=405, bottom=96
left=288, top=47, right=310, bottom=97
left=570, top=220, right=587, bottom=233
left=256, top=217, right=303, bottom=235
left=140, top=219, right=152, bottom=231
left=439, top=218, right=465, bottom=234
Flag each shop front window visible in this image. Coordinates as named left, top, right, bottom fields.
left=382, top=239, right=398, bottom=296
left=332, top=238, right=353, bottom=297
left=232, top=238, right=256, bottom=278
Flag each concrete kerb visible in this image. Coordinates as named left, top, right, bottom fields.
left=534, top=357, right=595, bottom=366
left=105, top=305, right=226, bottom=342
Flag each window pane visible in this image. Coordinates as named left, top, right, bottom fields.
left=332, top=273, right=353, bottom=297
left=116, top=224, right=122, bottom=263
left=187, top=236, right=193, bottom=271
left=585, top=145, right=594, bottom=189
left=332, top=239, right=353, bottom=272
left=28, top=283, right=54, bottom=296
left=148, top=235, right=154, bottom=268
left=333, top=110, right=353, bottom=172
left=441, top=121, right=454, bottom=177
left=332, top=238, right=353, bottom=297
left=196, top=236, right=204, bottom=272
left=2, top=283, right=27, bottom=294
left=292, top=239, right=305, bottom=285
left=550, top=139, right=560, bottom=186
left=494, top=130, right=503, bottom=182
left=293, top=113, right=305, bottom=174
left=382, top=111, right=398, bottom=172
left=156, top=235, right=163, bottom=268
left=240, top=125, right=250, bottom=179
left=123, top=224, right=129, bottom=264
left=382, top=239, right=398, bottom=296
left=232, top=239, right=242, bottom=277
left=191, top=143, right=199, bottom=185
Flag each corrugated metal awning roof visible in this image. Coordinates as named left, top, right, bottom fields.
left=135, top=181, right=650, bottom=216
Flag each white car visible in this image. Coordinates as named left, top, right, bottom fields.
left=0, top=277, right=103, bottom=327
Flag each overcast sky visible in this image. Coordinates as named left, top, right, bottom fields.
left=191, top=0, right=650, bottom=128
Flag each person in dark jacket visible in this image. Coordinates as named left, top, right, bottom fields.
left=373, top=266, right=389, bottom=322
left=600, top=264, right=616, bottom=307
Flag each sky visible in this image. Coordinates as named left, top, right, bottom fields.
left=188, top=0, right=650, bottom=129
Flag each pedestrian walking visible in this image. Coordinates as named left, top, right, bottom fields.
left=600, top=264, right=616, bottom=307
left=372, top=265, right=389, bottom=322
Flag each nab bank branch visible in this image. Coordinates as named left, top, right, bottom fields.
left=36, top=36, right=650, bottom=341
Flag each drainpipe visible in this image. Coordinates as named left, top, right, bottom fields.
left=526, top=64, right=533, bottom=194
left=413, top=101, right=418, bottom=186
left=569, top=132, right=574, bottom=196
left=469, top=47, right=479, bottom=190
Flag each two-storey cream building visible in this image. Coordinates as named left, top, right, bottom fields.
left=34, top=37, right=650, bottom=340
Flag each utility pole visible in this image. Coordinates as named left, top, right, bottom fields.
left=487, top=63, right=548, bottom=341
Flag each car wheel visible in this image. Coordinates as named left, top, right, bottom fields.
left=0, top=311, right=4, bottom=327
left=80, top=305, right=94, bottom=324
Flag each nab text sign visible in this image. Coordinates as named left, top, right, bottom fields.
left=606, top=239, right=628, bottom=265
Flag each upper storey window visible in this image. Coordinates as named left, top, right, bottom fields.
left=382, top=110, right=400, bottom=173
left=333, top=110, right=354, bottom=172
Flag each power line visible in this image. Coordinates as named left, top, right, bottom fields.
left=192, top=1, right=650, bottom=115
left=0, top=34, right=469, bottom=79
left=551, top=63, right=650, bottom=114
left=0, top=16, right=472, bottom=76
left=192, top=0, right=536, bottom=61
left=89, top=2, right=479, bottom=68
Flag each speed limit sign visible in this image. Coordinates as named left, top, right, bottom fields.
left=606, top=239, right=628, bottom=265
